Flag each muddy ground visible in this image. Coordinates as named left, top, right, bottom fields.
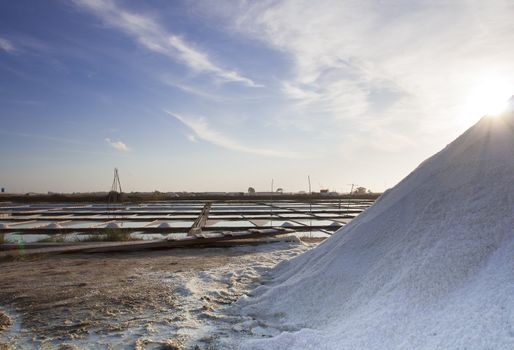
left=0, top=239, right=315, bottom=349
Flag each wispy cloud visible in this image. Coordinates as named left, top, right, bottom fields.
left=105, top=138, right=129, bottom=151
left=0, top=37, right=15, bottom=53
left=220, top=0, right=514, bottom=148
left=165, top=110, right=299, bottom=158
left=0, top=130, right=128, bottom=156
left=0, top=129, right=86, bottom=145
left=186, top=134, right=198, bottom=143
left=72, top=0, right=259, bottom=86
left=160, top=77, right=223, bottom=101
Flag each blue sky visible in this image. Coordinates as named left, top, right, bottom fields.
left=1, top=0, right=514, bottom=193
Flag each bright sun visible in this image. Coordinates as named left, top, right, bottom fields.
left=464, top=76, right=513, bottom=118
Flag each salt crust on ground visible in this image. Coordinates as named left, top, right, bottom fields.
left=0, top=237, right=310, bottom=349
left=211, top=114, right=514, bottom=349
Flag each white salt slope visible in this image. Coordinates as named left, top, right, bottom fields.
left=238, top=113, right=514, bottom=350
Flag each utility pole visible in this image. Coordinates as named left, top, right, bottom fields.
left=108, top=168, right=123, bottom=219
left=346, top=183, right=355, bottom=214
left=111, top=168, right=122, bottom=194
left=270, top=179, right=274, bottom=227
left=308, top=175, right=312, bottom=237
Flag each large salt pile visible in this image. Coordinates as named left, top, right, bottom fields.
left=236, top=113, right=514, bottom=349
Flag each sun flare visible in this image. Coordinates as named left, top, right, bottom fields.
left=465, top=76, right=513, bottom=116
left=458, top=75, right=514, bottom=127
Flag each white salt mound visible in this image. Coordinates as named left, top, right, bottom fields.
left=237, top=113, right=514, bottom=350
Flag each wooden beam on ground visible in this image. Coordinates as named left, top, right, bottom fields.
left=0, top=227, right=295, bottom=260
left=188, top=202, right=211, bottom=236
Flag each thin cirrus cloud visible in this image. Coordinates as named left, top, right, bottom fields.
left=71, top=0, right=259, bottom=87
left=0, top=129, right=86, bottom=146
left=0, top=37, right=15, bottom=53
left=160, top=76, right=223, bottom=101
left=0, top=130, right=131, bottom=156
left=223, top=0, right=514, bottom=146
left=165, top=110, right=300, bottom=159
left=105, top=138, right=129, bottom=151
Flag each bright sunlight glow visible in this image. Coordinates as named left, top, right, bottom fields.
left=467, top=76, right=513, bottom=115
left=458, top=75, right=514, bottom=127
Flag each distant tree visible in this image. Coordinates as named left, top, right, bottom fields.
left=353, top=186, right=368, bottom=195
left=276, top=188, right=284, bottom=193
left=248, top=187, right=256, bottom=194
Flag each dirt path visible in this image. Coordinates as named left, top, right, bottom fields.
left=0, top=240, right=313, bottom=349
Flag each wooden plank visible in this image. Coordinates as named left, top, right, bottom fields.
left=0, top=242, right=91, bottom=251
left=0, top=228, right=295, bottom=260
left=189, top=202, right=211, bottom=236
